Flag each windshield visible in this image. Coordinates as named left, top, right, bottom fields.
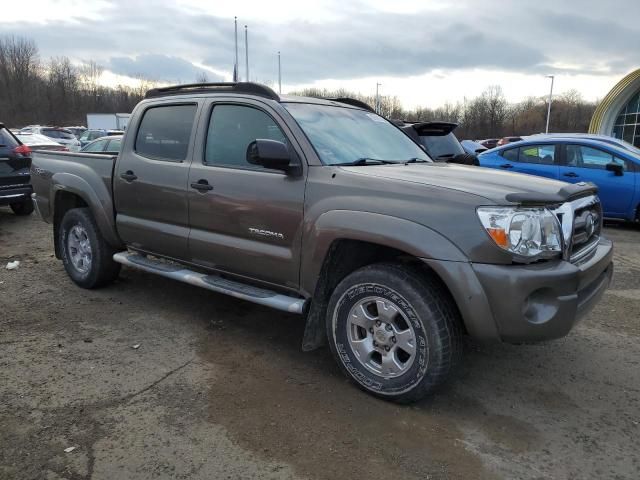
left=419, top=133, right=465, bottom=158
left=284, top=103, right=430, bottom=165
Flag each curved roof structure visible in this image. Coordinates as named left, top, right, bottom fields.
left=589, top=68, right=640, bottom=135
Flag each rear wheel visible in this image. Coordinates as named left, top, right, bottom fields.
left=58, top=208, right=120, bottom=288
left=326, top=263, right=462, bottom=403
left=10, top=200, right=34, bottom=216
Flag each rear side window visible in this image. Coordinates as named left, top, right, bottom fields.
left=83, top=139, right=107, bottom=152
left=501, top=147, right=518, bottom=162
left=107, top=137, right=122, bottom=151
left=135, top=104, right=197, bottom=161
left=205, top=104, right=287, bottom=168
left=0, top=128, right=19, bottom=148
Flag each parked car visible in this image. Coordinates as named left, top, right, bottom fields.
left=65, top=126, right=87, bottom=139
left=0, top=123, right=33, bottom=215
left=19, top=126, right=81, bottom=151
left=31, top=82, right=612, bottom=403
left=80, top=135, right=123, bottom=154
left=478, top=137, right=640, bottom=221
left=394, top=121, right=479, bottom=165
left=497, top=136, right=523, bottom=147
left=79, top=129, right=124, bottom=147
left=478, top=138, right=499, bottom=149
left=16, top=133, right=68, bottom=152
left=461, top=139, right=488, bottom=156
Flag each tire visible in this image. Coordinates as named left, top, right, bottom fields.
left=10, top=200, right=34, bottom=216
left=58, top=207, right=120, bottom=289
left=326, top=262, right=462, bottom=403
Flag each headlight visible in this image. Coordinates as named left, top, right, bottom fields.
left=477, top=206, right=562, bottom=261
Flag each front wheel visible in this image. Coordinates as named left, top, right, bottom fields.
left=326, top=263, right=462, bottom=403
left=58, top=208, right=120, bottom=289
left=10, top=200, right=34, bottom=216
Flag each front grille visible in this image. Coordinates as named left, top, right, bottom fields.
left=551, top=195, right=601, bottom=264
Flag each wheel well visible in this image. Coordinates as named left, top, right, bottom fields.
left=53, top=191, right=88, bottom=258
left=301, top=239, right=460, bottom=351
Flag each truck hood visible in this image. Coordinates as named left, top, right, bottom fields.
left=340, top=162, right=597, bottom=205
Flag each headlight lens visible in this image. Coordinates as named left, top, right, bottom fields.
left=477, top=207, right=562, bottom=260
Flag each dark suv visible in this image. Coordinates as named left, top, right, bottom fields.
left=0, top=124, right=33, bottom=215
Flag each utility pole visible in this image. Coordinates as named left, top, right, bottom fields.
left=233, top=17, right=238, bottom=82
left=375, top=82, right=382, bottom=114
left=278, top=51, right=282, bottom=94
left=545, top=75, right=554, bottom=134
left=244, top=25, right=249, bottom=82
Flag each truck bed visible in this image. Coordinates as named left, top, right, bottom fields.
left=31, top=150, right=118, bottom=224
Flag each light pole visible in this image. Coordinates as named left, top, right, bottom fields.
left=545, top=75, right=554, bottom=134
left=244, top=25, right=249, bottom=82
left=277, top=51, right=282, bottom=94
left=375, top=82, right=382, bottom=114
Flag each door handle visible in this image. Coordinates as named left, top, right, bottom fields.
left=190, top=179, right=213, bottom=192
left=120, top=170, right=137, bottom=182
left=500, top=163, right=513, bottom=169
left=563, top=172, right=578, bottom=178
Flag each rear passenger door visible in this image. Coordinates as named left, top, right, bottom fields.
left=114, top=102, right=199, bottom=259
left=498, top=144, right=559, bottom=179
left=187, top=100, right=306, bottom=289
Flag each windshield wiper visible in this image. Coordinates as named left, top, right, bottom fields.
left=404, top=157, right=429, bottom=164
left=339, top=158, right=398, bottom=166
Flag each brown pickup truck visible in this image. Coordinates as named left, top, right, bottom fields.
left=31, top=82, right=613, bottom=403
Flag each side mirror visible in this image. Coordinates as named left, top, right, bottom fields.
left=605, top=162, right=624, bottom=176
left=247, top=139, right=298, bottom=174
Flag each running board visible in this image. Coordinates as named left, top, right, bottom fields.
left=112, top=252, right=306, bottom=314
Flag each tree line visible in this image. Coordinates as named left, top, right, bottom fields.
left=1, top=35, right=598, bottom=140
left=292, top=86, right=598, bottom=140
left=0, top=36, right=151, bottom=128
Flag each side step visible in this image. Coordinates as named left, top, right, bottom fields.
left=112, top=252, right=306, bottom=314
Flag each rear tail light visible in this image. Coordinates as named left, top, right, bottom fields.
left=13, top=144, right=32, bottom=155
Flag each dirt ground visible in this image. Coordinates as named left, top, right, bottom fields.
left=1, top=208, right=639, bottom=480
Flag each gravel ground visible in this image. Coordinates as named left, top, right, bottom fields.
left=1, top=208, right=639, bottom=480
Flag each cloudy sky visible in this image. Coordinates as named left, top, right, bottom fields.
left=1, top=0, right=637, bottom=108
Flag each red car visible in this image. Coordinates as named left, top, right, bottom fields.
left=497, top=136, right=523, bottom=147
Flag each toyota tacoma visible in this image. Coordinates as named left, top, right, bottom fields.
left=30, top=82, right=613, bottom=403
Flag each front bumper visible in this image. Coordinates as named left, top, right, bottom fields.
left=0, top=185, right=32, bottom=206
left=424, top=237, right=613, bottom=343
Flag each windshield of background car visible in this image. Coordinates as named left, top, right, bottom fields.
left=284, top=103, right=430, bottom=165
left=419, top=133, right=465, bottom=158
left=42, top=128, right=75, bottom=140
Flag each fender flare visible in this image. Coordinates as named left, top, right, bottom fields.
left=51, top=172, right=123, bottom=248
left=300, top=210, right=468, bottom=296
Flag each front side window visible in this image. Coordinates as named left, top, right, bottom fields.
left=205, top=104, right=287, bottom=168
left=135, top=104, right=197, bottom=161
left=284, top=103, right=429, bottom=165
left=519, top=144, right=556, bottom=164
left=566, top=145, right=627, bottom=170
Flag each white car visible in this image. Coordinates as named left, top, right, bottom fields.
left=15, top=133, right=68, bottom=152
left=19, top=126, right=81, bottom=151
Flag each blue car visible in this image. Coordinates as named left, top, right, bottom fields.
left=478, top=137, right=639, bottom=221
